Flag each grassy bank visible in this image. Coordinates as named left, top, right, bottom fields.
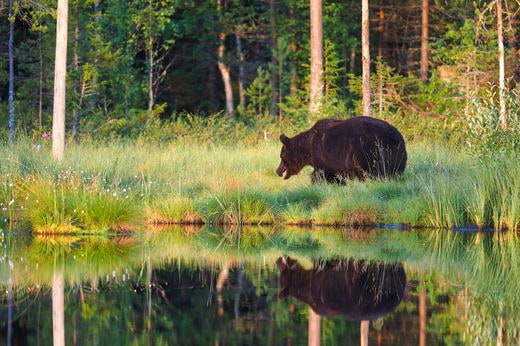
left=0, top=139, right=517, bottom=232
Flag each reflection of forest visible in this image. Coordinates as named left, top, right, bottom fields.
left=0, top=227, right=519, bottom=345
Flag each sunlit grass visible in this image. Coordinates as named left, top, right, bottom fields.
left=0, top=139, right=517, bottom=232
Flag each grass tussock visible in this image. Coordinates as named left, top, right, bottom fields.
left=0, top=139, right=517, bottom=232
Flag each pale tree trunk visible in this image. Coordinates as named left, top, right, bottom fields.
left=52, top=271, right=65, bottom=346
left=8, top=0, right=15, bottom=145
left=360, top=320, right=369, bottom=346
left=217, top=32, right=235, bottom=116
left=308, top=307, right=321, bottom=346
left=309, top=0, right=323, bottom=117
left=147, top=0, right=155, bottom=112
left=497, top=0, right=507, bottom=129
left=216, top=0, right=234, bottom=116
left=235, top=33, right=246, bottom=108
left=420, top=0, right=429, bottom=83
left=419, top=290, right=427, bottom=346
left=361, top=0, right=371, bottom=117
left=270, top=0, right=279, bottom=116
left=52, top=0, right=68, bottom=161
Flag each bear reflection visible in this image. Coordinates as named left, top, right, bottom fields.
left=277, top=257, right=406, bottom=320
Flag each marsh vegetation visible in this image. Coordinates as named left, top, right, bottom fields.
left=0, top=138, right=517, bottom=232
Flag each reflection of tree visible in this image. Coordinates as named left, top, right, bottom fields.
left=52, top=270, right=65, bottom=346
left=360, top=320, right=369, bottom=346
left=2, top=226, right=520, bottom=344
left=216, top=263, right=230, bottom=317
left=419, top=289, right=427, bottom=346
left=308, top=307, right=321, bottom=346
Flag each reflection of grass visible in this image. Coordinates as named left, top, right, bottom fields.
left=0, top=140, right=517, bottom=231
left=2, top=224, right=520, bottom=345
left=427, top=230, right=520, bottom=344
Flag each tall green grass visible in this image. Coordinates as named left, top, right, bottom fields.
left=0, top=139, right=517, bottom=232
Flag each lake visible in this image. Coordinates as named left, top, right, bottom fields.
left=1, top=226, right=518, bottom=345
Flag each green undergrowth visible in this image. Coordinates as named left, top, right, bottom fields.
left=0, top=138, right=517, bottom=232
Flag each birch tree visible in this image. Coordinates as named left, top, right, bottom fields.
left=52, top=0, right=68, bottom=161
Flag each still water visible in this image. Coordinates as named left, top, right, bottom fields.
left=0, top=226, right=518, bottom=345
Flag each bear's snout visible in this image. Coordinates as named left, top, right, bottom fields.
left=276, top=162, right=289, bottom=179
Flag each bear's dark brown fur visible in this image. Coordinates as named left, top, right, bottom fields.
left=276, top=116, right=407, bottom=183
left=276, top=257, right=406, bottom=320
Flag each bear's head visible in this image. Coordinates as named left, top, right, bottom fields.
left=276, top=134, right=308, bottom=180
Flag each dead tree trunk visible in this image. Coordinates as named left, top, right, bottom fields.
left=361, top=0, right=371, bottom=116
left=52, top=0, right=69, bottom=161
left=309, top=0, right=323, bottom=117
left=420, top=0, right=429, bottom=83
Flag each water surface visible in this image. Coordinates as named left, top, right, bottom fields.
left=1, top=226, right=518, bottom=345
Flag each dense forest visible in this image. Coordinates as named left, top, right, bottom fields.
left=0, top=0, right=518, bottom=144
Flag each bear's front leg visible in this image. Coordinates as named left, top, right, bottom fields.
left=311, top=169, right=344, bottom=184
left=310, top=169, right=327, bottom=184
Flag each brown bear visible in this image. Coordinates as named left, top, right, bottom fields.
left=276, top=257, right=407, bottom=320
left=276, top=116, right=407, bottom=183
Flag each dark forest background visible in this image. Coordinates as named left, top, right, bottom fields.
left=0, top=0, right=518, bottom=142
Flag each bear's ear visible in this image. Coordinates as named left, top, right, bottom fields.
left=280, top=134, right=290, bottom=145
left=286, top=256, right=299, bottom=269
left=276, top=257, right=287, bottom=271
